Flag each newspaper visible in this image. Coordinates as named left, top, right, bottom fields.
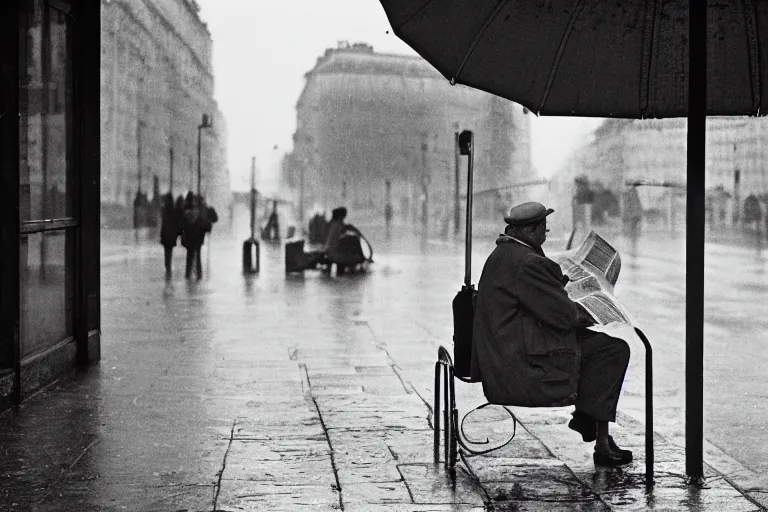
left=550, top=231, right=636, bottom=326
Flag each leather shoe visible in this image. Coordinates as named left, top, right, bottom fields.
left=568, top=410, right=597, bottom=442
left=608, top=435, right=633, bottom=461
left=593, top=437, right=633, bottom=467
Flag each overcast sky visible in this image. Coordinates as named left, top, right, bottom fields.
left=197, top=0, right=602, bottom=192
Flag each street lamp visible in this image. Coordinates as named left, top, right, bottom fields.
left=197, top=113, right=213, bottom=196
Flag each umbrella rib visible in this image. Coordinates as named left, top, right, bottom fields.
left=452, top=0, right=513, bottom=84
left=537, top=0, right=587, bottom=114
left=741, top=0, right=761, bottom=114
left=639, top=0, right=661, bottom=118
left=394, top=0, right=438, bottom=33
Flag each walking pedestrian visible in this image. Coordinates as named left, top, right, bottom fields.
left=263, top=201, right=280, bottom=240
left=159, top=193, right=180, bottom=277
left=181, top=192, right=206, bottom=280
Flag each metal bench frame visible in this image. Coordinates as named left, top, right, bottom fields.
left=434, top=327, right=654, bottom=487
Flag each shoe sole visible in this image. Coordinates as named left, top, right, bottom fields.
left=593, top=451, right=633, bottom=467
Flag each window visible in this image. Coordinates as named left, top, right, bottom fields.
left=18, top=0, right=75, bottom=359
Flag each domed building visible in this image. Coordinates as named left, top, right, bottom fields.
left=283, top=43, right=532, bottom=233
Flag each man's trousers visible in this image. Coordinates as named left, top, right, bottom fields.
left=574, top=329, right=630, bottom=422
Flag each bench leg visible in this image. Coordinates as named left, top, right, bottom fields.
left=443, top=363, right=451, bottom=469
left=635, top=327, right=654, bottom=487
left=433, top=361, right=441, bottom=464
left=448, top=366, right=458, bottom=470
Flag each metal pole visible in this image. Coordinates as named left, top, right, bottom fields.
left=196, top=125, right=202, bottom=196
left=169, top=146, right=174, bottom=195
left=137, top=122, right=143, bottom=193
left=250, top=156, right=256, bottom=240
left=634, top=328, right=655, bottom=486
left=686, top=0, right=706, bottom=481
left=421, top=140, right=428, bottom=231
left=454, top=132, right=460, bottom=236
left=299, top=161, right=305, bottom=227
left=464, top=132, right=474, bottom=288
left=433, top=362, right=441, bottom=464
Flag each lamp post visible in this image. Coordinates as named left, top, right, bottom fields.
left=169, top=145, right=174, bottom=196
left=197, top=113, right=212, bottom=196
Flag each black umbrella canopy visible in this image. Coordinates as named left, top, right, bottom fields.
left=381, top=0, right=766, bottom=118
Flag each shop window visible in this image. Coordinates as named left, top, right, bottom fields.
left=19, top=0, right=72, bottom=223
left=19, top=231, right=74, bottom=359
left=18, top=0, right=75, bottom=360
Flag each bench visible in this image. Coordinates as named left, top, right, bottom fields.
left=433, top=328, right=654, bottom=487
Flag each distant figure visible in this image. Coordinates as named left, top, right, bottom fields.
left=384, top=202, right=393, bottom=237
left=181, top=193, right=210, bottom=280
left=308, top=213, right=329, bottom=245
left=743, top=194, right=762, bottom=230
left=200, top=196, right=219, bottom=235
left=159, top=193, right=180, bottom=277
left=622, top=187, right=642, bottom=238
left=263, top=201, right=280, bottom=240
left=324, top=206, right=364, bottom=274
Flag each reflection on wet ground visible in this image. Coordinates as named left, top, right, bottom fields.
left=0, top=223, right=765, bottom=509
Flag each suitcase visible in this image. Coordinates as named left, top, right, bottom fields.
left=452, top=130, right=479, bottom=381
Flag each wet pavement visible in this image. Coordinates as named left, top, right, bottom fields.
left=0, top=221, right=766, bottom=510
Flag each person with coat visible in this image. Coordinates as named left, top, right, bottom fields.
left=159, top=193, right=180, bottom=277
left=181, top=192, right=206, bottom=279
left=471, top=201, right=632, bottom=467
left=323, top=207, right=364, bottom=274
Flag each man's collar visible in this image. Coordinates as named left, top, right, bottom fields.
left=496, top=234, right=545, bottom=255
left=507, top=235, right=534, bottom=249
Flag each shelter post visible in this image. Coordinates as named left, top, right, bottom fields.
left=251, top=157, right=258, bottom=240
left=686, top=0, right=706, bottom=481
left=454, top=132, right=460, bottom=236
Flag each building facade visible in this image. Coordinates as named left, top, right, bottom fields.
left=100, top=0, right=229, bottom=228
left=282, top=43, right=532, bottom=235
left=558, top=116, right=768, bottom=228
left=1, top=0, right=101, bottom=408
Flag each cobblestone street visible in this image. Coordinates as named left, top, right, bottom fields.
left=0, top=225, right=765, bottom=510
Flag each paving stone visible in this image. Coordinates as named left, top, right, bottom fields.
left=336, top=460, right=404, bottom=484
left=216, top=482, right=339, bottom=511
left=316, top=393, right=427, bottom=413
left=382, top=429, right=436, bottom=464
left=479, top=464, right=596, bottom=502
left=222, top=441, right=334, bottom=485
left=398, top=464, right=485, bottom=505
left=322, top=410, right=430, bottom=431
left=341, top=480, right=414, bottom=505
left=488, top=500, right=610, bottom=511
left=344, top=504, right=485, bottom=511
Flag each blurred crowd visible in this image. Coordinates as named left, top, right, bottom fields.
left=159, top=192, right=218, bottom=279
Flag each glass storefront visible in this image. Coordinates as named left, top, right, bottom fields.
left=18, top=0, right=75, bottom=360
left=1, top=0, right=98, bottom=406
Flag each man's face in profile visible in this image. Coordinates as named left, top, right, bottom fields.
left=534, top=219, right=548, bottom=246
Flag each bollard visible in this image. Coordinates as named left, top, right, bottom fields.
left=285, top=239, right=308, bottom=273
left=243, top=237, right=260, bottom=274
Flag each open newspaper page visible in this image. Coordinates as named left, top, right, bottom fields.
left=550, top=231, right=636, bottom=326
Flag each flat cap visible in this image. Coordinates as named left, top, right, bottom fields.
left=504, top=202, right=554, bottom=226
